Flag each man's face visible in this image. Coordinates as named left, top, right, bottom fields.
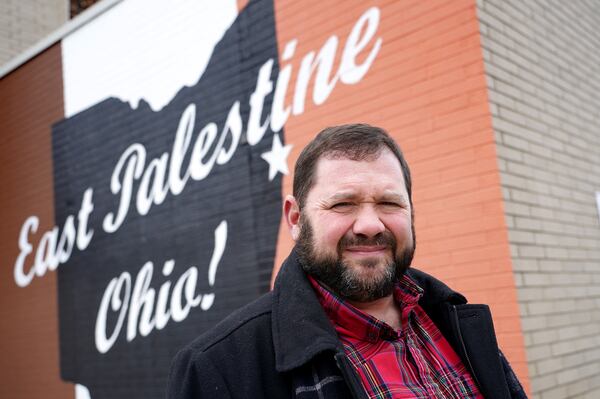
left=295, top=148, right=415, bottom=302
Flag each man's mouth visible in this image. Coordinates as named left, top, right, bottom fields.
left=344, top=245, right=388, bottom=256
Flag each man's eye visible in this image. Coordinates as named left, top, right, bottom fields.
left=380, top=202, right=402, bottom=208
left=331, top=202, right=353, bottom=209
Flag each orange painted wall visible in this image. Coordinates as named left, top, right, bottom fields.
left=270, top=0, right=530, bottom=392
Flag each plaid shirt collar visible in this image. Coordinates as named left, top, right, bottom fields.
left=308, top=274, right=424, bottom=343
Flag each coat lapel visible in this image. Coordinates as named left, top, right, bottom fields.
left=271, top=250, right=341, bottom=372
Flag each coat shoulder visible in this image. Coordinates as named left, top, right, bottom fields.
left=186, top=291, right=274, bottom=354
left=167, top=292, right=279, bottom=398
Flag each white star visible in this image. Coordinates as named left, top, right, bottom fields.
left=261, top=133, right=293, bottom=181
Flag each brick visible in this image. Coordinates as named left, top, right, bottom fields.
left=509, top=229, right=537, bottom=243
left=495, top=80, right=524, bottom=100
left=557, top=326, right=581, bottom=341
left=531, top=329, right=558, bottom=345
left=583, top=388, right=600, bottom=399
left=536, top=358, right=564, bottom=376
left=514, top=217, right=542, bottom=231
left=534, top=233, right=560, bottom=246
left=528, top=300, right=570, bottom=316
left=503, top=135, right=533, bottom=154
left=526, top=343, right=553, bottom=362
left=519, top=245, right=545, bottom=259
left=513, top=272, right=524, bottom=287
left=511, top=189, right=540, bottom=205
left=530, top=373, right=558, bottom=392
left=522, top=273, right=551, bottom=286
left=512, top=258, right=539, bottom=272
left=518, top=287, right=543, bottom=301
left=504, top=200, right=531, bottom=216
left=506, top=160, right=534, bottom=177
left=556, top=368, right=581, bottom=385
left=539, top=385, right=568, bottom=399
left=543, top=313, right=572, bottom=329
left=497, top=144, right=524, bottom=162
left=544, top=247, right=571, bottom=259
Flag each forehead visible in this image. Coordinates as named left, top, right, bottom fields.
left=309, top=148, right=407, bottom=199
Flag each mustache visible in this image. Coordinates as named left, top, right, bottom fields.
left=338, top=231, right=396, bottom=249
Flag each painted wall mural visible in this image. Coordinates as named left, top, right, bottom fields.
left=0, top=1, right=530, bottom=398
left=6, top=1, right=383, bottom=398
left=52, top=1, right=282, bottom=396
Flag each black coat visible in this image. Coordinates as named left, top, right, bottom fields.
left=167, top=250, right=527, bottom=399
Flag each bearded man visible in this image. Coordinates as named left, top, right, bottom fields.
left=167, top=124, right=527, bottom=399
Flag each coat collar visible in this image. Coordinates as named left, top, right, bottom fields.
left=271, top=248, right=467, bottom=372
left=272, top=249, right=342, bottom=372
left=406, top=268, right=467, bottom=307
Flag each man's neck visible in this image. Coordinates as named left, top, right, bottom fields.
left=347, top=295, right=402, bottom=331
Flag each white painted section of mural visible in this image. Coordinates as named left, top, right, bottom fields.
left=75, top=383, right=91, bottom=399
left=61, top=0, right=238, bottom=117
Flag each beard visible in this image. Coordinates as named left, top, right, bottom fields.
left=296, top=216, right=415, bottom=303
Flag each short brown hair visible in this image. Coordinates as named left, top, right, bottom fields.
left=293, top=123, right=412, bottom=208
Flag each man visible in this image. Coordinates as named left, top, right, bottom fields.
left=167, top=124, right=527, bottom=398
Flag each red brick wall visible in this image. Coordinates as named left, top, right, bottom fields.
left=0, top=44, right=73, bottom=399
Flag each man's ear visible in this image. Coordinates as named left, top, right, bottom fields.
left=283, top=195, right=301, bottom=241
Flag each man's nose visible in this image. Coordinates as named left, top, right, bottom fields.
left=352, top=204, right=385, bottom=238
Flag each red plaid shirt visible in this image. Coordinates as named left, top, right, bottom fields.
left=309, top=275, right=484, bottom=399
